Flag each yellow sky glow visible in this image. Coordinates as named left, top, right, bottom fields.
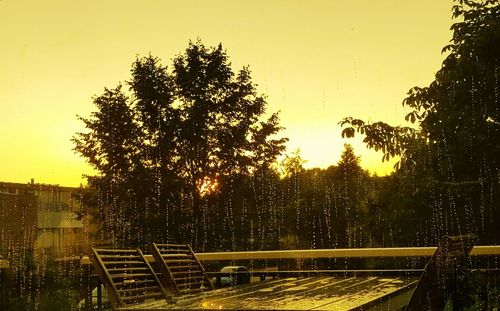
left=0, top=0, right=455, bottom=186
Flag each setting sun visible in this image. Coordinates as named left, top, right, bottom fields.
left=197, top=176, right=219, bottom=197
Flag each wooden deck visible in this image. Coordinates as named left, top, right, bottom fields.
left=80, top=239, right=498, bottom=310
left=119, top=276, right=417, bottom=310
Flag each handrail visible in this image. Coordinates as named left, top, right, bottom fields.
left=79, top=245, right=500, bottom=265
left=196, top=245, right=500, bottom=261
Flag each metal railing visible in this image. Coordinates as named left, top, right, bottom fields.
left=3, top=246, right=499, bottom=310
left=78, top=245, right=500, bottom=265
left=194, top=245, right=500, bottom=261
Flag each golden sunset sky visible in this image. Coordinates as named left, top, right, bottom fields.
left=0, top=0, right=455, bottom=187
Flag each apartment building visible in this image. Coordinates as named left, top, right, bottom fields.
left=0, top=180, right=84, bottom=257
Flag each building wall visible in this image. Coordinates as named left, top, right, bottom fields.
left=0, top=181, right=84, bottom=257
left=0, top=191, right=37, bottom=253
left=35, top=185, right=81, bottom=212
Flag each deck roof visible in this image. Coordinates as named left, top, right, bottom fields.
left=120, top=275, right=417, bottom=310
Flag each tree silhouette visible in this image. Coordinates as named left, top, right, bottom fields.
left=280, top=149, right=306, bottom=178
left=73, top=40, right=288, bottom=247
left=340, top=0, right=500, bottom=243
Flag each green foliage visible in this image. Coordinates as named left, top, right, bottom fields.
left=337, top=144, right=361, bottom=174
left=5, top=253, right=78, bottom=311
left=340, top=0, right=500, bottom=244
left=279, top=149, right=306, bottom=178
left=275, top=145, right=372, bottom=250
left=36, top=260, right=78, bottom=311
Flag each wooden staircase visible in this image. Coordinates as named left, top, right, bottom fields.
left=92, top=248, right=171, bottom=308
left=151, top=243, right=214, bottom=296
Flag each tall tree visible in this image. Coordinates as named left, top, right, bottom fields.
left=340, top=0, right=500, bottom=243
left=172, top=42, right=287, bottom=245
left=333, top=144, right=369, bottom=248
left=73, top=41, right=287, bottom=248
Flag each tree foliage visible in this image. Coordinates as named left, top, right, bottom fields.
left=279, top=149, right=306, bottom=178
left=73, top=40, right=287, bottom=247
left=340, top=0, right=500, bottom=243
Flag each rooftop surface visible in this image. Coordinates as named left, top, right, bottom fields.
left=120, top=275, right=417, bottom=310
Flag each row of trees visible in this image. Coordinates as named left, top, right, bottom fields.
left=71, top=40, right=390, bottom=252
left=74, top=0, right=500, bottom=251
